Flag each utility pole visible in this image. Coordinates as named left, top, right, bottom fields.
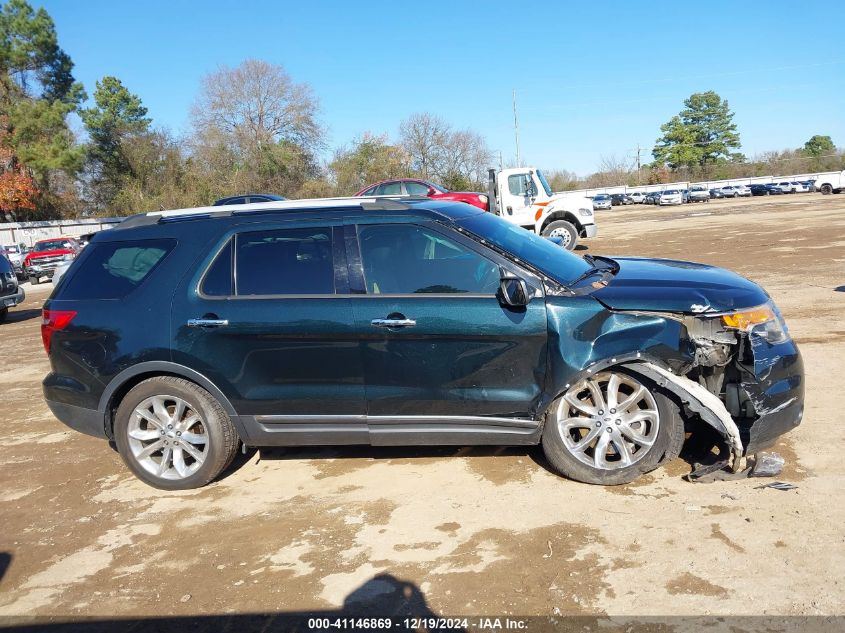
left=512, top=89, right=521, bottom=167
left=636, top=144, right=641, bottom=185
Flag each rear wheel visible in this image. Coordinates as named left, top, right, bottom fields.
left=542, top=369, right=683, bottom=485
left=114, top=376, right=239, bottom=490
left=541, top=220, right=578, bottom=251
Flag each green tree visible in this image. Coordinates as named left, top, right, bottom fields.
left=80, top=76, right=151, bottom=208
left=803, top=135, right=835, bottom=158
left=652, top=91, right=743, bottom=172
left=329, top=133, right=408, bottom=195
left=0, top=0, right=85, bottom=219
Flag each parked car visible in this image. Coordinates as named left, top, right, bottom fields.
left=644, top=192, right=662, bottom=204
left=749, top=184, right=784, bottom=196
left=720, top=185, right=751, bottom=198
left=688, top=186, right=710, bottom=202
left=592, top=194, right=612, bottom=211
left=800, top=180, right=815, bottom=191
left=23, top=237, right=81, bottom=285
left=0, top=252, right=25, bottom=322
left=659, top=190, right=683, bottom=206
left=681, top=189, right=690, bottom=203
left=355, top=178, right=489, bottom=211
left=628, top=192, right=646, bottom=204
left=212, top=193, right=287, bottom=206
left=609, top=193, right=633, bottom=206
left=709, top=188, right=725, bottom=199
left=41, top=197, right=803, bottom=489
left=1, top=242, right=28, bottom=279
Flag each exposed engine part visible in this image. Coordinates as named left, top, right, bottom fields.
left=623, top=361, right=744, bottom=471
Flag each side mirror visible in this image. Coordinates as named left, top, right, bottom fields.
left=499, top=269, right=531, bottom=307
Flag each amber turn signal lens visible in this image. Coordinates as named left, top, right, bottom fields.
left=720, top=307, right=775, bottom=330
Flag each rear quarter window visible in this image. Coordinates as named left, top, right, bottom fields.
left=56, top=239, right=176, bottom=300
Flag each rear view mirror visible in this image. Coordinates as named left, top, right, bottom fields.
left=499, top=269, right=531, bottom=307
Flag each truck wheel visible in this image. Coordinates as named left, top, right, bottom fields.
left=820, top=184, right=833, bottom=195
left=541, top=369, right=684, bottom=485
left=0, top=308, right=7, bottom=323
left=114, top=376, right=240, bottom=490
left=29, top=276, right=39, bottom=285
left=541, top=220, right=578, bottom=251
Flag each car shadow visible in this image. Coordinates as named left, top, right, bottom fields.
left=221, top=442, right=704, bottom=483
left=3, top=308, right=41, bottom=323
left=0, top=573, right=463, bottom=632
left=835, top=285, right=844, bottom=293
left=0, top=551, right=10, bottom=585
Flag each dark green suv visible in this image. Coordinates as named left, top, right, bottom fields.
left=42, top=198, right=803, bottom=489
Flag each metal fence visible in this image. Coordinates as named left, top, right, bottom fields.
left=556, top=170, right=842, bottom=197
left=0, top=218, right=123, bottom=248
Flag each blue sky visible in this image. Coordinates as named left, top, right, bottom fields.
left=37, top=0, right=845, bottom=175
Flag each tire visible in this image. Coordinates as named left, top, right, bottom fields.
left=541, top=368, right=684, bottom=485
left=541, top=220, right=578, bottom=251
left=820, top=184, right=833, bottom=195
left=29, top=276, right=39, bottom=285
left=114, top=376, right=240, bottom=490
left=0, top=308, right=7, bottom=323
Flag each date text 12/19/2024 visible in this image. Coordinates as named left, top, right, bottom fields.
left=307, top=617, right=529, bottom=630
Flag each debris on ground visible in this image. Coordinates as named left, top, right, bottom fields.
left=685, top=452, right=785, bottom=483
left=755, top=482, right=799, bottom=491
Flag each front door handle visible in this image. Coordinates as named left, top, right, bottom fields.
left=187, top=318, right=229, bottom=328
left=371, top=318, right=416, bottom=328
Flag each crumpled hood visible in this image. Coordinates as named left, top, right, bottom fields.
left=591, top=256, right=769, bottom=313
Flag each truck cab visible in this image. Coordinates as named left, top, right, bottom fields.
left=488, top=168, right=596, bottom=250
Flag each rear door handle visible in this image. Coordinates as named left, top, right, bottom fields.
left=187, top=318, right=229, bottom=328
left=371, top=318, right=416, bottom=328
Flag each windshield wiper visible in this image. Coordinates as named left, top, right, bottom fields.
left=566, top=255, right=619, bottom=289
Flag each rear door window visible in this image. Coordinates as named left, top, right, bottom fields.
left=56, top=239, right=175, bottom=300
left=235, top=227, right=335, bottom=296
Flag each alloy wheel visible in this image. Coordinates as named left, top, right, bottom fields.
left=555, top=372, right=660, bottom=470
left=127, top=395, right=209, bottom=480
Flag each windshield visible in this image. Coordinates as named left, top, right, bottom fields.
left=4, top=245, right=19, bottom=253
left=34, top=240, right=71, bottom=252
left=456, top=212, right=591, bottom=285
left=664, top=190, right=679, bottom=194
left=536, top=170, right=553, bottom=197
left=594, top=194, right=609, bottom=200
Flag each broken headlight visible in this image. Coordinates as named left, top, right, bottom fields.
left=719, top=303, right=790, bottom=344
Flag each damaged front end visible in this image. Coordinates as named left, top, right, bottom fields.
left=626, top=302, right=804, bottom=469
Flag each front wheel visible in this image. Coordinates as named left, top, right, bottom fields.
left=541, top=220, right=578, bottom=251
left=29, top=276, right=39, bottom=285
left=0, top=308, right=7, bottom=323
left=114, top=376, right=240, bottom=490
left=820, top=184, right=833, bottom=195
left=542, top=369, right=684, bottom=485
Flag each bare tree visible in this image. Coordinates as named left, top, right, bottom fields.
left=189, top=59, right=324, bottom=197
left=192, top=59, right=322, bottom=153
left=441, top=129, right=492, bottom=188
left=399, top=113, right=450, bottom=179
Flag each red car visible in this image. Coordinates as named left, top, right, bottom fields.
left=354, top=178, right=489, bottom=210
left=23, top=237, right=81, bottom=285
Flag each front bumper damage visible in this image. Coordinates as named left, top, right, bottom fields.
left=624, top=323, right=804, bottom=472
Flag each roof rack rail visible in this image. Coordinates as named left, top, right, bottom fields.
left=113, top=196, right=420, bottom=229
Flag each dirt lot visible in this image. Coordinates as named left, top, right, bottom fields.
left=1, top=194, right=844, bottom=623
